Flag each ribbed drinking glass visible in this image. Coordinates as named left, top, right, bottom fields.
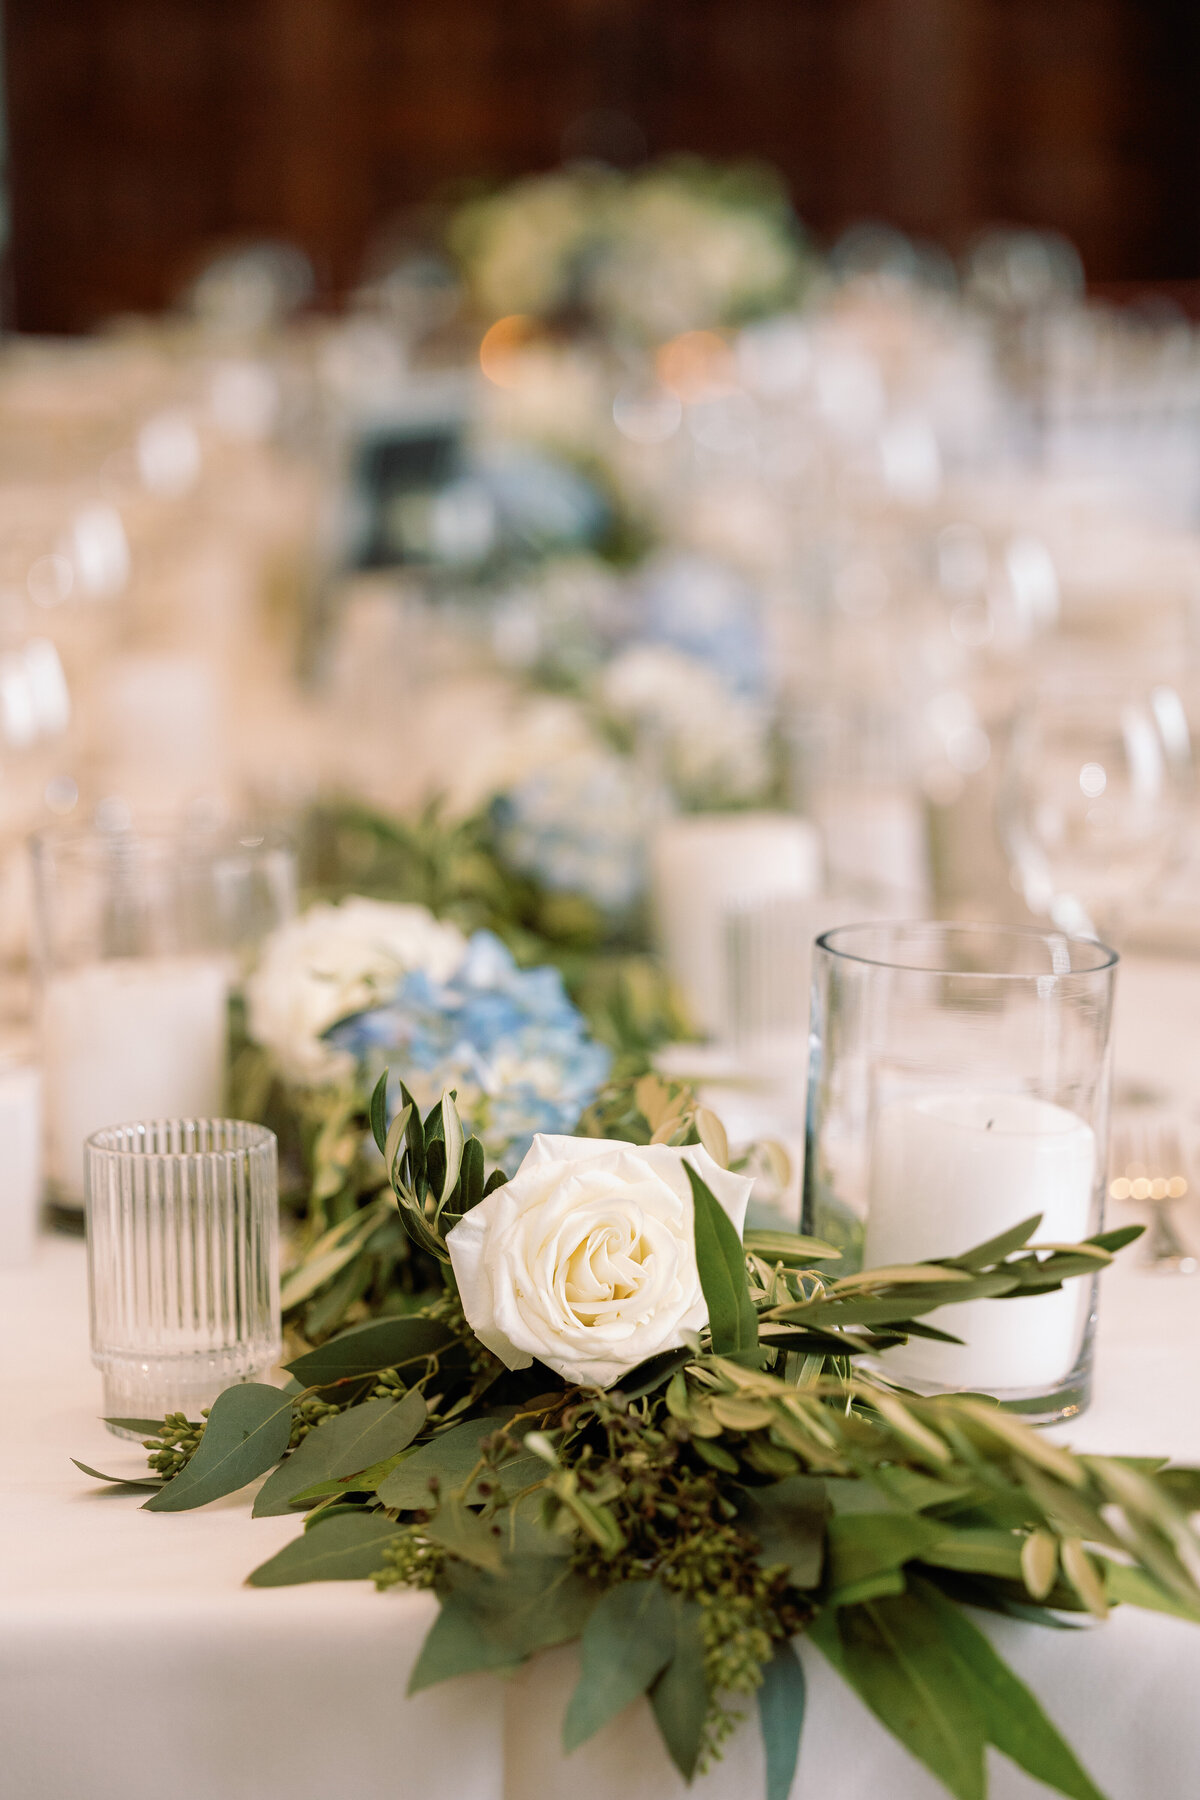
left=85, top=1118, right=280, bottom=1435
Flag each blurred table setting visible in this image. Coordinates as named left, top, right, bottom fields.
left=4, top=171, right=1200, bottom=1800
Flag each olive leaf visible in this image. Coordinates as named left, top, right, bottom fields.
left=687, top=1163, right=758, bottom=1357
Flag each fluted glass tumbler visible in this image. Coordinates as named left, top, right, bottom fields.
left=802, top=923, right=1117, bottom=1422
left=85, top=1119, right=281, bottom=1435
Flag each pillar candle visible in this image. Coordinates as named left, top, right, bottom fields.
left=43, top=956, right=230, bottom=1206
left=864, top=1090, right=1096, bottom=1392
left=0, top=1061, right=42, bottom=1267
left=651, top=812, right=821, bottom=1039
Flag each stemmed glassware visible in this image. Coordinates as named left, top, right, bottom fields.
left=998, top=678, right=1195, bottom=942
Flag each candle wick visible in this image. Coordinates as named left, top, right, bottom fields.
left=986, top=1118, right=994, bottom=1130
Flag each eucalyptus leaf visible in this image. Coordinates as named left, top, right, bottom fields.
left=649, top=1598, right=708, bottom=1782
left=406, top=1592, right=522, bottom=1689
left=740, top=1476, right=828, bottom=1588
left=687, top=1163, right=757, bottom=1357
left=103, top=1417, right=173, bottom=1435
left=563, top=1578, right=677, bottom=1751
left=246, top=1510, right=401, bottom=1586
left=377, top=1413, right=512, bottom=1511
left=252, top=1391, right=427, bottom=1517
left=424, top=1494, right=504, bottom=1571
left=143, top=1384, right=294, bottom=1513
left=72, top=1459, right=163, bottom=1489
left=409, top=1556, right=596, bottom=1693
left=285, top=1316, right=455, bottom=1391
left=757, top=1637, right=806, bottom=1800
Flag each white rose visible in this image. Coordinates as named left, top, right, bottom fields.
left=246, top=896, right=467, bottom=1085
left=446, top=1134, right=753, bottom=1389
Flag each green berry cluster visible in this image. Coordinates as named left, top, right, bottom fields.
left=143, top=1411, right=208, bottom=1478
left=372, top=1529, right=447, bottom=1592
left=556, top=1394, right=807, bottom=1764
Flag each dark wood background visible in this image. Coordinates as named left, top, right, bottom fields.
left=6, top=0, right=1199, bottom=333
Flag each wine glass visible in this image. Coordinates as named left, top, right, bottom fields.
left=998, top=679, right=1195, bottom=941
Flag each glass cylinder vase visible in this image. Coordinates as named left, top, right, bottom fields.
left=802, top=921, right=1117, bottom=1422
left=85, top=1118, right=280, bottom=1433
left=31, top=821, right=296, bottom=1228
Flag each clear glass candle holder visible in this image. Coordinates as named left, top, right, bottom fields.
left=85, top=1118, right=280, bottom=1435
left=32, top=821, right=296, bottom=1228
left=802, top=922, right=1117, bottom=1422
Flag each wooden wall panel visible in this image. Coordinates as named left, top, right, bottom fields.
left=0, top=0, right=1183, bottom=333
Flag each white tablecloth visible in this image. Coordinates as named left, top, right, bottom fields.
left=4, top=956, right=1200, bottom=1800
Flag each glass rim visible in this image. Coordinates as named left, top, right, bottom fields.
left=813, top=919, right=1119, bottom=979
left=85, top=1118, right=277, bottom=1159
left=30, top=819, right=293, bottom=862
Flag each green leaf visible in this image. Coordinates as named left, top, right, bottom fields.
left=437, top=1089, right=465, bottom=1212
left=368, top=1069, right=389, bottom=1156
left=409, top=1557, right=596, bottom=1693
left=72, top=1459, right=163, bottom=1488
left=383, top=1103, right=413, bottom=1185
left=457, top=1136, right=485, bottom=1215
left=285, top=1316, right=455, bottom=1391
left=279, top=1199, right=390, bottom=1311
left=757, top=1637, right=806, bottom=1800
left=913, top=1580, right=1106, bottom=1800
left=143, top=1385, right=294, bottom=1513
left=744, top=1229, right=841, bottom=1264
left=563, top=1579, right=677, bottom=1751
left=741, top=1476, right=828, bottom=1588
left=942, top=1215, right=1042, bottom=1270
left=377, top=1415, right=504, bottom=1510
left=406, top=1593, right=522, bottom=1688
left=649, top=1599, right=708, bottom=1782
left=825, top=1512, right=944, bottom=1606
left=921, top=1528, right=1025, bottom=1582
left=424, top=1495, right=504, bottom=1571
left=483, top=1168, right=508, bottom=1196
left=687, top=1164, right=757, bottom=1357
left=253, top=1391, right=427, bottom=1516
left=246, top=1510, right=401, bottom=1586
left=103, top=1416, right=173, bottom=1435
left=813, top=1594, right=987, bottom=1800
left=1104, top=1560, right=1200, bottom=1621
left=773, top=1271, right=1019, bottom=1331
left=1087, top=1224, right=1143, bottom=1255
left=611, top=1346, right=693, bottom=1400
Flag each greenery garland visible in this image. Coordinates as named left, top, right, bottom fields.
left=80, top=1079, right=1200, bottom=1800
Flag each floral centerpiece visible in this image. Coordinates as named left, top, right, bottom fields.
left=237, top=893, right=616, bottom=1341
left=450, top=157, right=814, bottom=343
left=83, top=1075, right=1200, bottom=1800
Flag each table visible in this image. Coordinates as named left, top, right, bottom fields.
left=4, top=956, right=1200, bottom=1800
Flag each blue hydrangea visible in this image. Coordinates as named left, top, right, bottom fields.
left=489, top=747, right=651, bottom=915
left=636, top=552, right=767, bottom=699
left=325, top=931, right=611, bottom=1174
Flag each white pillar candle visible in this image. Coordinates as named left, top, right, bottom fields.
left=651, top=812, right=821, bottom=1039
left=0, top=1061, right=42, bottom=1268
left=864, top=1091, right=1095, bottom=1393
left=43, top=956, right=230, bottom=1205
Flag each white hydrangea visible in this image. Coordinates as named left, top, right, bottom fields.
left=599, top=643, right=771, bottom=805
left=245, top=897, right=468, bottom=1086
